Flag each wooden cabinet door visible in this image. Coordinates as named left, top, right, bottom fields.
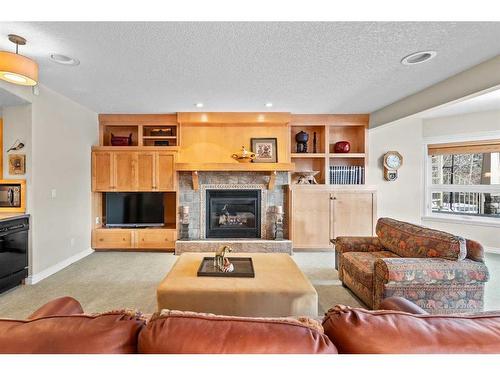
left=93, top=229, right=134, bottom=249
left=332, top=192, right=375, bottom=237
left=137, top=229, right=176, bottom=249
left=137, top=152, right=156, bottom=191
left=92, top=152, right=113, bottom=191
left=114, top=152, right=138, bottom=191
left=156, top=152, right=175, bottom=191
left=291, top=189, right=332, bottom=248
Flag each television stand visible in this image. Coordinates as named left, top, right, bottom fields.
left=92, top=225, right=176, bottom=251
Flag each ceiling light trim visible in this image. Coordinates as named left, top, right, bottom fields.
left=401, top=51, right=437, bottom=66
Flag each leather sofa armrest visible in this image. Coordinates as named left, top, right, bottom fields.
left=374, top=258, right=489, bottom=285
left=335, top=236, right=383, bottom=254
left=27, top=296, right=84, bottom=320
left=379, top=297, right=429, bottom=314
left=466, top=239, right=484, bottom=262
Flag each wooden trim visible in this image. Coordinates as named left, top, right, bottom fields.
left=268, top=171, right=277, bottom=190
left=99, top=114, right=178, bottom=125
left=175, top=162, right=295, bottom=172
left=177, top=112, right=291, bottom=124
left=290, top=114, right=369, bottom=126
left=428, top=139, right=500, bottom=155
left=92, top=146, right=180, bottom=152
left=0, top=179, right=26, bottom=213
left=192, top=171, right=199, bottom=191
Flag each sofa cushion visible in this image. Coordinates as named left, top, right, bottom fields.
left=322, top=305, right=500, bottom=354
left=138, top=310, right=337, bottom=354
left=376, top=217, right=467, bottom=260
left=342, top=251, right=399, bottom=289
left=0, top=311, right=145, bottom=354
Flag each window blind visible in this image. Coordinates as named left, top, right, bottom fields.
left=427, top=139, right=500, bottom=156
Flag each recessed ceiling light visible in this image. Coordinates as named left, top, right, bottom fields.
left=195, top=103, right=204, bottom=108
left=49, top=53, right=80, bottom=66
left=265, top=102, right=273, bottom=108
left=401, top=51, right=437, bottom=66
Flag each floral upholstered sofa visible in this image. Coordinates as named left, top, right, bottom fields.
left=335, top=217, right=489, bottom=314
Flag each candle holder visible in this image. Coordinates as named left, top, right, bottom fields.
left=274, top=206, right=284, bottom=241
left=180, top=206, right=190, bottom=240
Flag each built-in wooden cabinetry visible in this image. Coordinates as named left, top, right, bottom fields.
left=91, top=114, right=179, bottom=251
left=290, top=185, right=377, bottom=249
left=290, top=114, right=368, bottom=184
left=92, top=148, right=176, bottom=192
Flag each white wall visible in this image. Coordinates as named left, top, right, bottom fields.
left=0, top=81, right=98, bottom=278
left=30, top=86, right=98, bottom=275
left=368, top=109, right=500, bottom=251
left=367, top=117, right=424, bottom=224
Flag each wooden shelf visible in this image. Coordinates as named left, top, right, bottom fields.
left=175, top=162, right=295, bottom=172
left=329, top=153, right=366, bottom=158
left=142, top=136, right=177, bottom=140
left=291, top=153, right=326, bottom=158
left=92, top=145, right=180, bottom=151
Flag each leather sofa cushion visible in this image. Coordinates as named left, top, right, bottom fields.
left=0, top=312, right=145, bottom=354
left=138, top=310, right=337, bottom=354
left=323, top=305, right=500, bottom=354
left=342, top=251, right=399, bottom=288
left=28, top=296, right=84, bottom=319
left=376, top=217, right=467, bottom=260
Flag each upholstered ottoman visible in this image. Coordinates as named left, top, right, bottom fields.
left=156, top=253, right=318, bottom=317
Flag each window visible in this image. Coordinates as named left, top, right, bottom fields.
left=427, top=139, right=500, bottom=220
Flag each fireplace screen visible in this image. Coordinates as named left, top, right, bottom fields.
left=206, top=190, right=261, bottom=238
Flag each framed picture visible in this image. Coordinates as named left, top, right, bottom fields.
left=9, top=154, right=26, bottom=175
left=251, top=138, right=278, bottom=163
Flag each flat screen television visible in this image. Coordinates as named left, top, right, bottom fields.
left=106, top=192, right=164, bottom=227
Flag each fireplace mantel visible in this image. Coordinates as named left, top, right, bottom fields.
left=176, top=163, right=294, bottom=191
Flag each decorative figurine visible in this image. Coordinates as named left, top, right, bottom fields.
left=313, top=132, right=317, bottom=153
left=274, top=206, right=284, bottom=241
left=180, top=206, right=190, bottom=240
left=214, top=245, right=234, bottom=273
left=231, top=146, right=256, bottom=163
left=296, top=171, right=319, bottom=184
left=334, top=141, right=351, bottom=153
left=295, top=131, right=309, bottom=153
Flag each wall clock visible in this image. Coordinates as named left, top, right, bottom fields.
left=383, top=151, right=403, bottom=181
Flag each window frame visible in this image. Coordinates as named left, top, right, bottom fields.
left=423, top=131, right=500, bottom=226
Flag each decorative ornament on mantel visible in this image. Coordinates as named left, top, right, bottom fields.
left=0, top=34, right=38, bottom=86
left=231, top=146, right=256, bottom=163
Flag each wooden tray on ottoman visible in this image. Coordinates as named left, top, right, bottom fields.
left=197, top=257, right=255, bottom=278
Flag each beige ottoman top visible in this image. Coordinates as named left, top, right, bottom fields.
left=157, top=252, right=318, bottom=317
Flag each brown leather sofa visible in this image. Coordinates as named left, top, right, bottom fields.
left=322, top=297, right=500, bottom=354
left=1, top=296, right=500, bottom=353
left=335, top=217, right=489, bottom=314
left=0, top=297, right=336, bottom=354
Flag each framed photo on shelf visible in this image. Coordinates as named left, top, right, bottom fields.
left=251, top=138, right=278, bottom=163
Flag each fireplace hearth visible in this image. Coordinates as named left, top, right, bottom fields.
left=206, top=189, right=261, bottom=238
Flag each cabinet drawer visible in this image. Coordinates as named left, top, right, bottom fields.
left=137, top=229, right=176, bottom=249
left=93, top=229, right=133, bottom=249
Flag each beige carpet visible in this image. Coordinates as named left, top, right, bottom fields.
left=0, top=251, right=363, bottom=319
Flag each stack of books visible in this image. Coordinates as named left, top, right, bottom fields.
left=329, top=166, right=364, bottom=184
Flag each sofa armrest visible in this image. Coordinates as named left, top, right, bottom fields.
left=374, top=258, right=489, bottom=285
left=379, top=297, right=429, bottom=314
left=335, top=236, right=383, bottom=254
left=27, top=296, right=84, bottom=320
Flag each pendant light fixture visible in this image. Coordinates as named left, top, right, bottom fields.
left=0, top=34, right=38, bottom=86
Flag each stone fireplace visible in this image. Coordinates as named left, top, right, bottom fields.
left=179, top=171, right=289, bottom=245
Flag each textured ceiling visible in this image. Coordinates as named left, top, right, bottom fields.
left=1, top=22, right=500, bottom=114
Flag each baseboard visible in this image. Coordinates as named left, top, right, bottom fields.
left=485, top=247, right=500, bottom=255
left=27, top=248, right=94, bottom=285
